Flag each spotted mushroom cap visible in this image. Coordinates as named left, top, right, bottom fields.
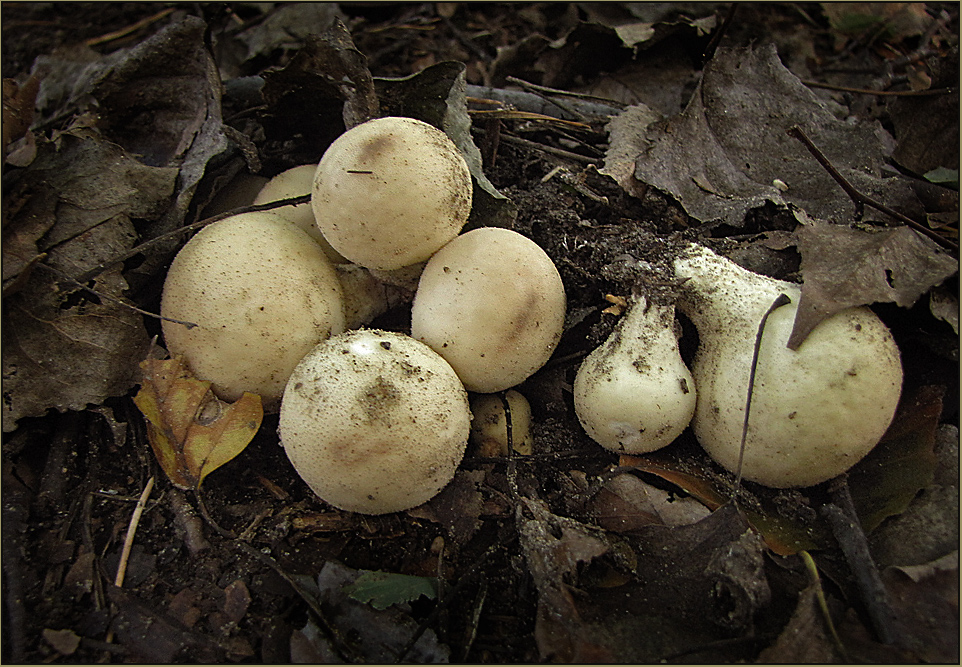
left=160, top=212, right=345, bottom=410
left=279, top=329, right=470, bottom=514
left=311, top=116, right=473, bottom=271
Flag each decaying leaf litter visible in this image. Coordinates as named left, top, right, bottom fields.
left=1, top=3, right=958, bottom=663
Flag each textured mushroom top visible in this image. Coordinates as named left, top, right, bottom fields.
left=160, top=212, right=345, bottom=410
left=411, top=227, right=566, bottom=393
left=311, top=116, right=472, bottom=271
left=279, top=329, right=470, bottom=514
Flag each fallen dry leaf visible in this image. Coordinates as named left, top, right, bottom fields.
left=133, top=356, right=262, bottom=490
left=626, top=44, right=923, bottom=229
left=788, top=216, right=958, bottom=348
left=516, top=496, right=613, bottom=662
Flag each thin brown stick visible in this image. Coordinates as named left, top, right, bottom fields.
left=787, top=126, right=959, bottom=252
left=735, top=294, right=792, bottom=488
left=476, top=129, right=598, bottom=164
left=820, top=475, right=907, bottom=647
left=504, top=76, right=627, bottom=108
left=83, top=7, right=175, bottom=47
left=802, top=80, right=955, bottom=97
left=72, top=195, right=311, bottom=285
left=114, top=476, right=155, bottom=587
left=34, top=262, right=199, bottom=329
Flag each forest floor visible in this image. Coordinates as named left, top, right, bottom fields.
left=2, top=2, right=959, bottom=663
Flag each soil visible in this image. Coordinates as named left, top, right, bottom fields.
left=2, top=3, right=958, bottom=664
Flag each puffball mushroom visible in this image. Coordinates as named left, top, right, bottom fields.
left=573, top=295, right=696, bottom=454
left=674, top=243, right=903, bottom=488
left=311, top=116, right=473, bottom=271
left=160, top=212, right=345, bottom=410
left=469, top=390, right=534, bottom=456
left=253, top=165, right=348, bottom=264
left=278, top=329, right=471, bottom=514
left=411, top=227, right=567, bottom=393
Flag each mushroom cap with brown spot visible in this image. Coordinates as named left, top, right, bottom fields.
left=411, top=227, right=567, bottom=393
left=279, top=329, right=470, bottom=514
left=311, top=116, right=472, bottom=271
left=160, top=212, right=345, bottom=411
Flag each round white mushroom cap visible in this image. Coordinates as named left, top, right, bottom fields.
left=411, top=227, right=567, bottom=393
left=254, top=164, right=348, bottom=264
left=311, top=116, right=473, bottom=271
left=160, top=212, right=345, bottom=410
left=279, top=329, right=471, bottom=514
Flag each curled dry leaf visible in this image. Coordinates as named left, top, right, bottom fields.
left=133, top=356, right=262, bottom=490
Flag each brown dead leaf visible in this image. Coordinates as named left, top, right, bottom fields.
left=133, top=356, right=262, bottom=490
left=516, top=496, right=613, bottom=662
left=788, top=217, right=958, bottom=348
left=847, top=384, right=941, bottom=533
left=589, top=472, right=710, bottom=532
left=621, top=446, right=825, bottom=555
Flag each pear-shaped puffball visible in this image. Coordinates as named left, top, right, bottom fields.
left=254, top=165, right=348, bottom=264
left=279, top=329, right=470, bottom=514
left=411, top=227, right=566, bottom=393
left=161, top=212, right=345, bottom=410
left=674, top=243, right=903, bottom=488
left=574, top=297, right=695, bottom=454
left=312, top=116, right=472, bottom=271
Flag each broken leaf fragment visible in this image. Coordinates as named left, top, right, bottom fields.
left=133, top=356, right=262, bottom=489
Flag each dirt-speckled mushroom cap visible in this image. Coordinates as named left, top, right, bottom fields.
left=160, top=212, right=345, bottom=410
left=311, top=116, right=472, bottom=271
left=279, top=329, right=470, bottom=514
left=411, top=227, right=566, bottom=393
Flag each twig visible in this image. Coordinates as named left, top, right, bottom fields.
left=799, top=550, right=849, bottom=660
left=504, top=76, right=626, bottom=108
left=71, top=195, right=311, bottom=285
left=114, top=476, right=155, bottom=587
left=83, top=7, right=175, bottom=47
left=33, top=262, right=198, bottom=329
left=802, top=80, right=955, bottom=97
left=103, top=476, right=155, bottom=648
left=474, top=128, right=598, bottom=164
left=735, top=294, right=792, bottom=488
left=702, top=3, right=739, bottom=65
left=787, top=126, right=959, bottom=252
left=505, top=76, right=590, bottom=123
left=168, top=488, right=211, bottom=556
left=819, top=475, right=907, bottom=647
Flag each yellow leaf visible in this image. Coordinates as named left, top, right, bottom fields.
left=133, top=356, right=263, bottom=489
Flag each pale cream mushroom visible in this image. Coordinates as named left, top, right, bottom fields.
left=311, top=116, right=472, bottom=271
left=411, top=227, right=567, bottom=393
left=279, top=329, right=471, bottom=514
left=160, top=212, right=345, bottom=410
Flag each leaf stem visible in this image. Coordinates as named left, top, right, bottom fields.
left=735, top=293, right=792, bottom=489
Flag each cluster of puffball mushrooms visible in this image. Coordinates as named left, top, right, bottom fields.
left=160, top=115, right=904, bottom=515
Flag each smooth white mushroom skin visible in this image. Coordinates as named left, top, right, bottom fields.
left=573, top=297, right=696, bottom=454
left=279, top=329, right=470, bottom=515
left=335, top=263, right=410, bottom=330
left=674, top=243, right=903, bottom=488
left=160, top=212, right=346, bottom=410
left=411, top=227, right=567, bottom=393
left=254, top=165, right=348, bottom=264
left=312, top=116, right=473, bottom=271
left=469, top=390, right=534, bottom=456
